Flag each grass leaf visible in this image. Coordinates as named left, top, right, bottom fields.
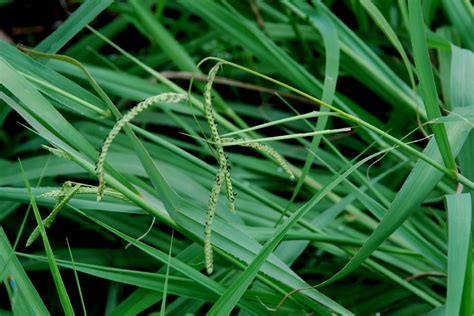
left=408, top=0, right=457, bottom=172
left=19, top=160, right=74, bottom=315
left=446, top=193, right=472, bottom=316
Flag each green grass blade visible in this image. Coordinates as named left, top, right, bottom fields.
left=436, top=27, right=453, bottom=108
left=35, top=0, right=113, bottom=54
left=451, top=46, right=474, bottom=202
left=20, top=253, right=217, bottom=301
left=0, top=228, right=49, bottom=315
left=0, top=57, right=97, bottom=158
left=19, top=160, right=74, bottom=315
left=441, top=0, right=474, bottom=50
left=318, top=114, right=472, bottom=287
left=450, top=46, right=474, bottom=314
left=69, top=205, right=266, bottom=314
left=207, top=148, right=391, bottom=315
left=361, top=0, right=416, bottom=89
left=66, top=239, right=87, bottom=316
left=408, top=0, right=457, bottom=172
left=199, top=57, right=474, bottom=189
left=450, top=46, right=474, bottom=109
left=277, top=0, right=340, bottom=261
left=446, top=193, right=472, bottom=316
left=129, top=0, right=198, bottom=72
left=64, top=17, right=129, bottom=60
left=160, top=231, right=173, bottom=316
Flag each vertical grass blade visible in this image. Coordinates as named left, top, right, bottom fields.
left=160, top=231, right=174, bottom=316
left=66, top=239, right=87, bottom=316
left=441, top=0, right=474, bottom=50
left=408, top=0, right=457, bottom=172
left=19, top=161, right=74, bottom=315
left=360, top=0, right=416, bottom=89
left=277, top=0, right=339, bottom=263
left=129, top=0, right=198, bottom=72
left=446, top=193, right=472, bottom=316
left=450, top=46, right=474, bottom=209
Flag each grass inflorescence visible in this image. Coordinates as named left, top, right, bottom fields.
left=95, top=93, right=187, bottom=201
left=1, top=1, right=473, bottom=314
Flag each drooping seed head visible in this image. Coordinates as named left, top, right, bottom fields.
left=96, top=93, right=187, bottom=201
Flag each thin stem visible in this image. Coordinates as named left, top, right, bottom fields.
left=220, top=111, right=338, bottom=137
left=198, top=57, right=474, bottom=190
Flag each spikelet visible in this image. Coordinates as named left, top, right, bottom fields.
left=201, top=64, right=238, bottom=273
left=222, top=138, right=295, bottom=180
left=223, top=170, right=235, bottom=212
left=95, top=93, right=187, bottom=201
left=42, top=184, right=128, bottom=201
left=204, top=64, right=236, bottom=212
left=204, top=168, right=225, bottom=274
left=42, top=145, right=71, bottom=160
left=26, top=183, right=80, bottom=247
left=203, top=63, right=222, bottom=142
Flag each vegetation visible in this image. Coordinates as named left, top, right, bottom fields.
left=0, top=0, right=473, bottom=314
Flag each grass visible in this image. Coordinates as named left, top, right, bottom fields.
left=0, top=0, right=473, bottom=314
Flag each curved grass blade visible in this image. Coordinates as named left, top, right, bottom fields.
left=360, top=0, right=416, bottom=90
left=15, top=46, right=183, bottom=215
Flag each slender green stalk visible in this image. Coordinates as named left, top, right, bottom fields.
left=197, top=57, right=473, bottom=189
left=220, top=111, right=338, bottom=137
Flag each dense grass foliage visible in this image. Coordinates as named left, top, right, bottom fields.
left=1, top=1, right=473, bottom=315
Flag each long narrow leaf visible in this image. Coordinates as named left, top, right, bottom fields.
left=409, top=0, right=456, bottom=172
left=19, top=161, right=74, bottom=315
left=446, top=193, right=472, bottom=316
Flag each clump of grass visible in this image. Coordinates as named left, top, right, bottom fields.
left=2, top=1, right=474, bottom=314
